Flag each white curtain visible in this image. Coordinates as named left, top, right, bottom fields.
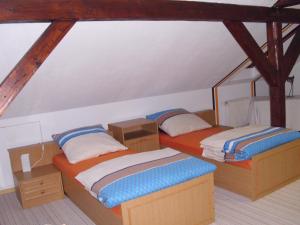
left=223, top=97, right=254, bottom=127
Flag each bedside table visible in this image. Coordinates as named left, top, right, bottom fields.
left=13, top=164, right=64, bottom=208
left=108, top=118, right=160, bottom=151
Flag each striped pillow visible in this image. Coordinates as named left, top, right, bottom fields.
left=146, top=108, right=189, bottom=126
left=52, top=125, right=127, bottom=164
left=53, top=124, right=106, bottom=148
left=147, top=108, right=211, bottom=137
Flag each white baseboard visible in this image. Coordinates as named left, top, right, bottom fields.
left=0, top=187, right=15, bottom=195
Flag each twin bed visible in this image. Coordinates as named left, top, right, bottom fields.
left=48, top=132, right=216, bottom=225
left=160, top=109, right=300, bottom=200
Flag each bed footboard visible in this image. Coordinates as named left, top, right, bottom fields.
left=62, top=172, right=214, bottom=225
left=252, top=139, right=300, bottom=200
left=121, top=173, right=215, bottom=225
left=62, top=173, right=122, bottom=225
left=203, top=139, right=300, bottom=201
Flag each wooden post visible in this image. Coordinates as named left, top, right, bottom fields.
left=267, top=22, right=286, bottom=127
left=269, top=84, right=286, bottom=127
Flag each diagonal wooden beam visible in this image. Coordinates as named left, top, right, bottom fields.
left=0, top=21, right=75, bottom=116
left=0, top=0, right=300, bottom=24
left=247, top=25, right=299, bottom=69
left=212, top=25, right=293, bottom=89
left=283, top=29, right=300, bottom=80
left=274, top=0, right=300, bottom=8
left=224, top=21, right=276, bottom=86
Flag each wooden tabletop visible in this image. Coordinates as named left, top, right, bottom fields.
left=109, top=118, right=155, bottom=128
left=14, top=164, right=59, bottom=182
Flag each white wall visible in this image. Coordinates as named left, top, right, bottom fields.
left=0, top=88, right=212, bottom=190
left=256, top=60, right=300, bottom=97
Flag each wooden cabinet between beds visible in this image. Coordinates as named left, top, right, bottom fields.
left=108, top=118, right=160, bottom=151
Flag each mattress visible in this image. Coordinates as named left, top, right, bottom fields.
left=53, top=150, right=136, bottom=216
left=159, top=127, right=252, bottom=169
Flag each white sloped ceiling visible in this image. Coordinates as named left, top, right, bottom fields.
left=0, top=0, right=274, bottom=118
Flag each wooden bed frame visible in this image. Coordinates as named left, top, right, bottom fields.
left=9, top=141, right=215, bottom=225
left=176, top=109, right=300, bottom=200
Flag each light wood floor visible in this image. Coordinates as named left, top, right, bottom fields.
left=1, top=179, right=300, bottom=225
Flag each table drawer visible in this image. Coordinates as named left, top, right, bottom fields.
left=23, top=184, right=62, bottom=201
left=21, top=173, right=60, bottom=192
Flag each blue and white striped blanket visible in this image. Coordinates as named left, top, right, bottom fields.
left=224, top=127, right=300, bottom=161
left=76, top=148, right=216, bottom=208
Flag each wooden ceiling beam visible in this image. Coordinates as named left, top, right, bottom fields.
left=223, top=21, right=276, bottom=86
left=283, top=29, right=300, bottom=80
left=274, top=0, right=300, bottom=8
left=0, top=0, right=300, bottom=24
left=0, top=21, right=75, bottom=116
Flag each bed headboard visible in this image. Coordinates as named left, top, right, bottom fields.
left=194, top=109, right=216, bottom=126
left=8, top=141, right=62, bottom=173
left=8, top=130, right=114, bottom=173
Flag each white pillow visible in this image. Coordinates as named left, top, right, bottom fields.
left=160, top=113, right=212, bottom=137
left=56, top=132, right=127, bottom=164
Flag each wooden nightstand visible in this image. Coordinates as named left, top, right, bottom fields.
left=13, top=164, right=64, bottom=208
left=8, top=143, right=64, bottom=208
left=108, top=118, right=160, bottom=151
